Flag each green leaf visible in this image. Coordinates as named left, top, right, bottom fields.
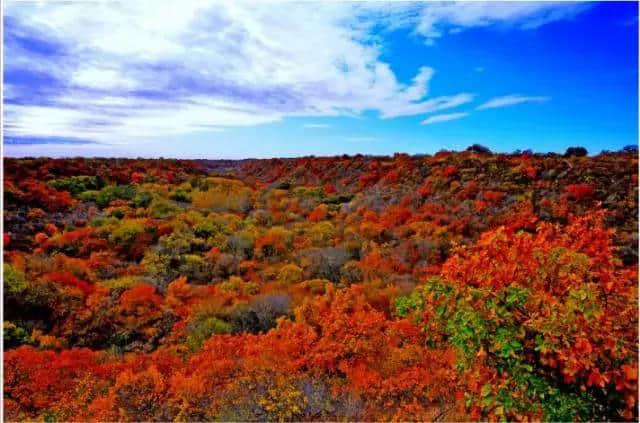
left=482, top=383, right=492, bottom=398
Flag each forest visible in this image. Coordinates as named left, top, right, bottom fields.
left=3, top=147, right=638, bottom=421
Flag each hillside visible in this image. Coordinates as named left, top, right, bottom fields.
left=3, top=150, right=638, bottom=421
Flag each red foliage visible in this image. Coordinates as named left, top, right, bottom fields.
left=119, top=284, right=163, bottom=309
left=308, top=205, right=328, bottom=222
left=323, top=183, right=336, bottom=194
left=44, top=272, right=94, bottom=296
left=438, top=212, right=638, bottom=419
left=483, top=190, right=506, bottom=204
left=565, top=183, right=596, bottom=200
left=45, top=223, right=58, bottom=236
left=525, top=165, right=537, bottom=179
left=442, top=165, right=458, bottom=177
left=34, top=232, right=49, bottom=244
left=4, top=346, right=105, bottom=419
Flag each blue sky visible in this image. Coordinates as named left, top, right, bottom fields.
left=3, top=1, right=638, bottom=158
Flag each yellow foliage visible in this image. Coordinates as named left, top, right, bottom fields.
left=277, top=264, right=303, bottom=285
left=192, top=178, right=253, bottom=213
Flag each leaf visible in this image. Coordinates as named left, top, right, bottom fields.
left=481, top=383, right=492, bottom=398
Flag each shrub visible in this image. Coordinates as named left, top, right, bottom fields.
left=50, top=175, right=105, bottom=196
left=278, top=264, right=303, bottom=285
left=100, top=276, right=140, bottom=291
left=339, top=260, right=363, bottom=285
left=225, top=293, right=292, bottom=334
left=192, top=178, right=253, bottom=213
left=466, top=144, right=492, bottom=154
left=4, top=264, right=27, bottom=296
left=108, top=221, right=145, bottom=245
left=149, top=196, right=178, bottom=219
left=80, top=185, right=137, bottom=208
left=4, top=321, right=30, bottom=349
left=564, top=146, right=588, bottom=157
left=131, top=190, right=153, bottom=208
left=396, top=214, right=638, bottom=421
left=186, top=317, right=232, bottom=351
left=565, top=184, right=595, bottom=201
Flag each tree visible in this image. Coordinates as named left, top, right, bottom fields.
left=466, top=144, right=492, bottom=154
left=564, top=146, right=588, bottom=157
left=397, top=212, right=638, bottom=421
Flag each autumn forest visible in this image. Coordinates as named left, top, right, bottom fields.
left=3, top=148, right=639, bottom=421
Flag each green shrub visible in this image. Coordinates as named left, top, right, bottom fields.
left=50, top=175, right=105, bottom=196
left=186, top=317, right=232, bottom=351
left=4, top=321, right=30, bottom=349
left=4, top=264, right=27, bottom=296
left=80, top=184, right=137, bottom=207
left=108, top=221, right=145, bottom=244
left=131, top=190, right=153, bottom=208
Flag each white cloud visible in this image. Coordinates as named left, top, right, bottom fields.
left=379, top=92, right=474, bottom=119
left=303, top=123, right=331, bottom=129
left=410, top=2, right=589, bottom=43
left=5, top=1, right=476, bottom=143
left=476, top=95, right=550, bottom=110
left=3, top=1, right=582, bottom=144
left=421, top=112, right=469, bottom=125
left=71, top=67, right=139, bottom=91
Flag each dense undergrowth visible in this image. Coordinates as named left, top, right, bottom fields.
left=3, top=149, right=638, bottom=421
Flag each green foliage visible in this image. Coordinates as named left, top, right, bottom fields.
left=109, top=209, right=125, bottom=219
left=291, top=186, right=353, bottom=205
left=108, top=221, right=145, bottom=244
left=80, top=184, right=137, bottom=207
left=4, top=264, right=27, bottom=296
left=397, top=278, right=613, bottom=421
left=219, top=276, right=245, bottom=293
left=149, top=196, right=178, bottom=219
left=170, top=189, right=192, bottom=203
left=88, top=216, right=120, bottom=228
left=186, top=317, right=232, bottom=351
left=4, top=321, right=30, bottom=348
left=141, top=229, right=221, bottom=287
left=324, top=193, right=354, bottom=204
left=50, top=175, right=105, bottom=196
left=394, top=289, right=423, bottom=320
left=292, top=186, right=325, bottom=200
left=131, top=190, right=153, bottom=208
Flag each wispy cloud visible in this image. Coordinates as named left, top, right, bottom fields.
left=476, top=95, right=550, bottom=110
left=303, top=123, right=331, bottom=129
left=369, top=2, right=591, bottom=44
left=421, top=112, right=469, bottom=125
left=4, top=136, right=98, bottom=145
